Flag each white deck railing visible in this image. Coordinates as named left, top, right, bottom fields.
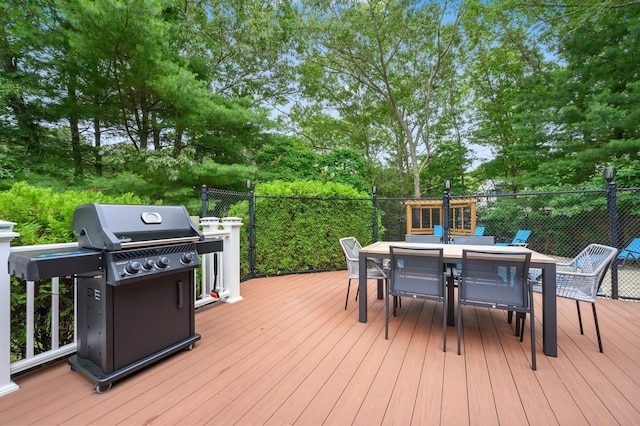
left=0, top=217, right=242, bottom=398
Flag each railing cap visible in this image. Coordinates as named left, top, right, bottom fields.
left=0, top=220, right=16, bottom=233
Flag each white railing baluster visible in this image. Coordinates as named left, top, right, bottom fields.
left=26, top=280, right=34, bottom=359
left=74, top=276, right=78, bottom=345
left=51, top=277, right=59, bottom=350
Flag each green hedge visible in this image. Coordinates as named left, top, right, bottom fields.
left=228, top=180, right=382, bottom=276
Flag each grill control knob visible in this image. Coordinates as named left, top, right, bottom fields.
left=181, top=252, right=195, bottom=264
left=126, top=261, right=141, bottom=274
left=157, top=256, right=170, bottom=268
left=143, top=259, right=155, bottom=270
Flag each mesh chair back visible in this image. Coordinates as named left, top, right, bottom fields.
left=405, top=234, right=442, bottom=243
left=387, top=246, right=447, bottom=350
left=458, top=249, right=535, bottom=369
left=389, top=246, right=445, bottom=299
left=460, top=250, right=532, bottom=310
left=340, top=237, right=362, bottom=278
left=556, top=244, right=618, bottom=301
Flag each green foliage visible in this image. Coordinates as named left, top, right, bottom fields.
left=253, top=136, right=373, bottom=192
left=86, top=150, right=258, bottom=213
left=318, top=149, right=371, bottom=193
left=253, top=135, right=320, bottom=182
left=183, top=158, right=257, bottom=192
left=0, top=182, right=143, bottom=245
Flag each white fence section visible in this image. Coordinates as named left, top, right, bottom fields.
left=0, top=217, right=242, bottom=398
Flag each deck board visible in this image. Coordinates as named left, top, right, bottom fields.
left=1, top=270, right=640, bottom=425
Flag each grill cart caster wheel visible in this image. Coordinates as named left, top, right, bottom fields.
left=68, top=365, right=75, bottom=372
left=94, top=383, right=112, bottom=394
left=186, top=344, right=194, bottom=350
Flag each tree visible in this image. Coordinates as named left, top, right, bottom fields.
left=295, top=0, right=467, bottom=197
left=464, top=0, right=555, bottom=191
left=0, top=0, right=53, bottom=157
left=501, top=1, right=640, bottom=187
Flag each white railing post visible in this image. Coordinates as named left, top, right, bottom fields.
left=0, top=221, right=20, bottom=396
left=199, top=217, right=224, bottom=303
left=221, top=217, right=243, bottom=304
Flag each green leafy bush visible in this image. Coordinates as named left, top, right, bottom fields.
left=0, top=182, right=145, bottom=245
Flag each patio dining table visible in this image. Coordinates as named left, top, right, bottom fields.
left=358, top=241, right=559, bottom=357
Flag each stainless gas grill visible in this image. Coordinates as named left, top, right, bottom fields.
left=9, top=203, right=223, bottom=393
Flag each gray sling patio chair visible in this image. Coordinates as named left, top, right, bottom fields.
left=385, top=246, right=447, bottom=351
left=339, top=237, right=387, bottom=310
left=458, top=249, right=535, bottom=370
left=452, top=236, right=495, bottom=245
left=405, top=234, right=442, bottom=243
left=532, top=243, right=618, bottom=352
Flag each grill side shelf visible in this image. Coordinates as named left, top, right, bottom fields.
left=195, top=238, right=223, bottom=254
left=9, top=248, right=104, bottom=281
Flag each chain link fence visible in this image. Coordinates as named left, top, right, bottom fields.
left=202, top=185, right=640, bottom=300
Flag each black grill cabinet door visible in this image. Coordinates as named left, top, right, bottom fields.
left=111, top=271, right=194, bottom=371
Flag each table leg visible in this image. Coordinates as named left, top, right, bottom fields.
left=541, top=262, right=557, bottom=356
left=358, top=251, right=368, bottom=323
left=447, top=274, right=455, bottom=326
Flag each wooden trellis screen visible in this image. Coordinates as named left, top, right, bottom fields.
left=405, top=198, right=477, bottom=236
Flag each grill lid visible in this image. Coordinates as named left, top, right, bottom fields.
left=73, top=203, right=203, bottom=251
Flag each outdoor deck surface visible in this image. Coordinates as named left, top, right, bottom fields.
left=1, top=270, right=640, bottom=425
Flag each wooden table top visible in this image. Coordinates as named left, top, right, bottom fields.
left=359, top=241, right=557, bottom=264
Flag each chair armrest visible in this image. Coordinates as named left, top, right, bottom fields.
left=555, top=271, right=599, bottom=301
left=368, top=258, right=387, bottom=276
left=556, top=261, right=579, bottom=272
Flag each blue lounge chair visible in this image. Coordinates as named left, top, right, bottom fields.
left=473, top=226, right=485, bottom=236
left=618, top=238, right=640, bottom=267
left=433, top=225, right=444, bottom=237
left=496, top=229, right=531, bottom=247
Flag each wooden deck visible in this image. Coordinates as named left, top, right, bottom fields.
left=1, top=270, right=640, bottom=425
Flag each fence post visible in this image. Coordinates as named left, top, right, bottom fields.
left=201, top=185, right=208, bottom=217
left=247, top=181, right=256, bottom=279
left=372, top=186, right=378, bottom=242
left=443, top=180, right=451, bottom=243
left=605, top=167, right=620, bottom=299
left=0, top=221, right=19, bottom=397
